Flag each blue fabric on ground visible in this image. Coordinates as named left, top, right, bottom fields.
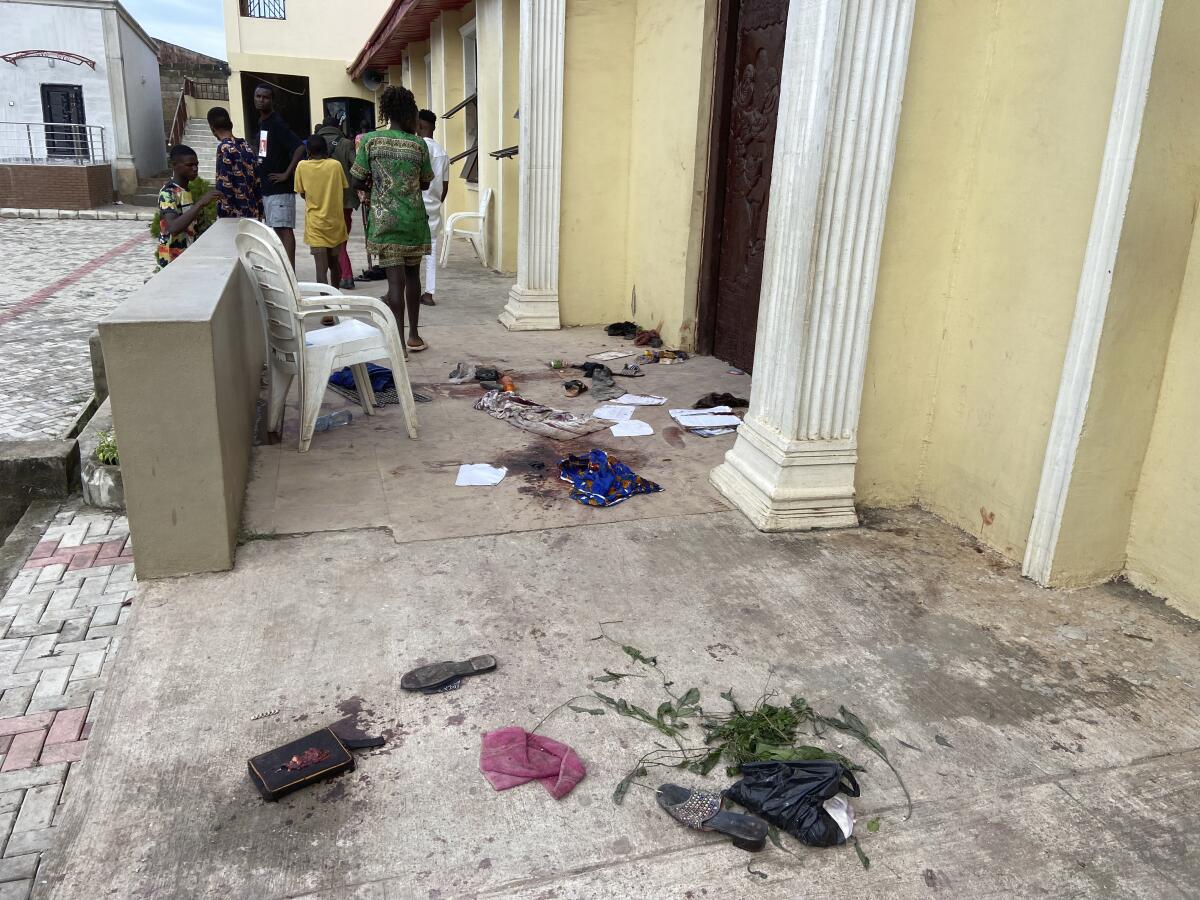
left=329, top=363, right=394, bottom=392
left=558, top=450, right=663, bottom=508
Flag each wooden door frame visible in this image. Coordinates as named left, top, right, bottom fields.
left=695, top=0, right=740, bottom=357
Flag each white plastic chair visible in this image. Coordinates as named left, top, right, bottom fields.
left=234, top=226, right=418, bottom=452
left=439, top=187, right=493, bottom=268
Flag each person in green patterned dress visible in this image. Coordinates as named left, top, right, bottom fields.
left=351, top=85, right=434, bottom=352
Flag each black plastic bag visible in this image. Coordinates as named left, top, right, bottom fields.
left=724, top=760, right=859, bottom=847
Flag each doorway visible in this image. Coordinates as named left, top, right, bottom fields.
left=41, top=84, right=87, bottom=160
left=240, top=72, right=311, bottom=143
left=696, top=0, right=788, bottom=373
left=322, top=97, right=376, bottom=140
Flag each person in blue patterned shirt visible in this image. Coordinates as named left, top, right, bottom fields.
left=207, top=106, right=262, bottom=220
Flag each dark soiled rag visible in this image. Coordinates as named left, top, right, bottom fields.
left=479, top=727, right=586, bottom=800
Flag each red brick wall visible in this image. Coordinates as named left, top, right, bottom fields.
left=0, top=164, right=114, bottom=209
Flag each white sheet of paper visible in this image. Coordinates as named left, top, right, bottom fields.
left=588, top=350, right=635, bottom=361
left=593, top=405, right=636, bottom=421
left=455, top=464, right=508, bottom=486
left=669, top=406, right=732, bottom=419
left=610, top=420, right=654, bottom=437
left=615, top=394, right=667, bottom=406
left=675, top=414, right=742, bottom=428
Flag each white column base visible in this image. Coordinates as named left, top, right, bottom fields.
left=711, top=417, right=859, bottom=532
left=499, top=286, right=561, bottom=331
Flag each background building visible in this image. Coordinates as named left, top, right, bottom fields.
left=0, top=0, right=164, bottom=205
left=223, top=0, right=391, bottom=146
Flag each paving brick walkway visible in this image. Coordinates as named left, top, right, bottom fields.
left=0, top=503, right=134, bottom=899
left=0, top=219, right=153, bottom=440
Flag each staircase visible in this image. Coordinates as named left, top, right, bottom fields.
left=129, top=119, right=218, bottom=207
left=181, top=118, right=217, bottom=182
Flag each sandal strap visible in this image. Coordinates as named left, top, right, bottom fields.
left=665, top=790, right=721, bottom=829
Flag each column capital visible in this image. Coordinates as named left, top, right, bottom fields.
left=713, top=0, right=915, bottom=532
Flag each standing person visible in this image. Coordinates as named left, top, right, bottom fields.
left=207, top=106, right=262, bottom=220
left=416, top=109, right=450, bottom=307
left=293, top=134, right=349, bottom=286
left=253, top=83, right=306, bottom=268
left=350, top=86, right=433, bottom=352
left=315, top=114, right=359, bottom=289
left=156, top=145, right=219, bottom=271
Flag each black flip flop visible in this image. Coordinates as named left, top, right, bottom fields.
left=401, top=655, right=497, bottom=692
left=657, top=784, right=767, bottom=852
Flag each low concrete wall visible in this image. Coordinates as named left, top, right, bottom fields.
left=100, top=219, right=264, bottom=578
left=0, top=164, right=112, bottom=209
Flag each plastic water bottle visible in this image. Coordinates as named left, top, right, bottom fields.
left=314, top=410, right=353, bottom=432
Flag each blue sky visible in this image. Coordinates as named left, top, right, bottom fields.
left=122, top=0, right=227, bottom=61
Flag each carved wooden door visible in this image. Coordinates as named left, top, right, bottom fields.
left=705, top=0, right=787, bottom=373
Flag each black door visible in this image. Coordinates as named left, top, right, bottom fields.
left=41, top=84, right=87, bottom=159
left=696, top=0, right=788, bottom=373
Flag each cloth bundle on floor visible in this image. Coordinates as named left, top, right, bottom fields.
left=479, top=727, right=586, bottom=800
left=329, top=363, right=395, bottom=392
left=559, top=449, right=663, bottom=507
left=474, top=390, right=610, bottom=441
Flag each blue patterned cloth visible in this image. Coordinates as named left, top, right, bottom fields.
left=559, top=450, right=663, bottom=508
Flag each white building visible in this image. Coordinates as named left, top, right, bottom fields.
left=0, top=0, right=164, bottom=201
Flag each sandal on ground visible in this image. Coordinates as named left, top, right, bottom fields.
left=407, top=337, right=429, bottom=352
left=564, top=380, right=588, bottom=398
left=656, top=784, right=767, bottom=852
left=619, top=364, right=644, bottom=377
left=401, top=655, right=497, bottom=692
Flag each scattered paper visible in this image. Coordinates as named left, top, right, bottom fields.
left=675, top=414, right=742, bottom=428
left=593, top=405, right=635, bottom=422
left=610, top=420, right=654, bottom=437
left=588, top=350, right=635, bottom=361
left=614, top=394, right=667, bottom=406
left=692, top=427, right=737, bottom=437
left=455, top=464, right=508, bottom=486
left=669, top=406, right=732, bottom=419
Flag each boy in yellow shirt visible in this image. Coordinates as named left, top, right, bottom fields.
left=293, top=134, right=349, bottom=284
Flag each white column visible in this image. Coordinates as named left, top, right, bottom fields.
left=711, top=0, right=915, bottom=531
left=102, top=7, right=137, bottom=198
left=499, top=0, right=564, bottom=331
left=1022, top=0, right=1163, bottom=585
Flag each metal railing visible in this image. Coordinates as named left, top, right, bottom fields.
left=190, top=80, right=229, bottom=101
left=168, top=79, right=191, bottom=148
left=240, top=0, right=285, bottom=19
left=0, top=122, right=107, bottom=165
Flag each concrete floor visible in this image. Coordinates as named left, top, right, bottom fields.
left=37, top=250, right=1200, bottom=899
left=243, top=255, right=749, bottom=543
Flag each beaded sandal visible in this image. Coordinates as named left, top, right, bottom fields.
left=656, top=784, right=768, bottom=852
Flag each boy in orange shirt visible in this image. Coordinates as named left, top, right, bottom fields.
left=293, top=134, right=349, bottom=285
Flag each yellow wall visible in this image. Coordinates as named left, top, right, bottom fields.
left=857, top=0, right=1128, bottom=562
left=223, top=0, right=387, bottom=134
left=1052, top=0, right=1200, bottom=585
left=474, top=0, right=519, bottom=273
left=429, top=9, right=472, bottom=223
left=1126, top=217, right=1200, bottom=617
left=559, top=0, right=711, bottom=341
left=559, top=0, right=636, bottom=325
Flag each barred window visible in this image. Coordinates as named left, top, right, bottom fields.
left=240, top=0, right=285, bottom=20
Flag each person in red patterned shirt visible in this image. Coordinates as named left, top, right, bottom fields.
left=207, top=106, right=262, bottom=220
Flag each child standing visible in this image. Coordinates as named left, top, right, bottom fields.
left=156, top=145, right=219, bottom=271
left=293, top=134, right=349, bottom=285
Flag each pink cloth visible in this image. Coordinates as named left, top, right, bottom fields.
left=479, top=726, right=586, bottom=800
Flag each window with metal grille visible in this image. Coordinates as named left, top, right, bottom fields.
left=240, top=0, right=286, bottom=19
